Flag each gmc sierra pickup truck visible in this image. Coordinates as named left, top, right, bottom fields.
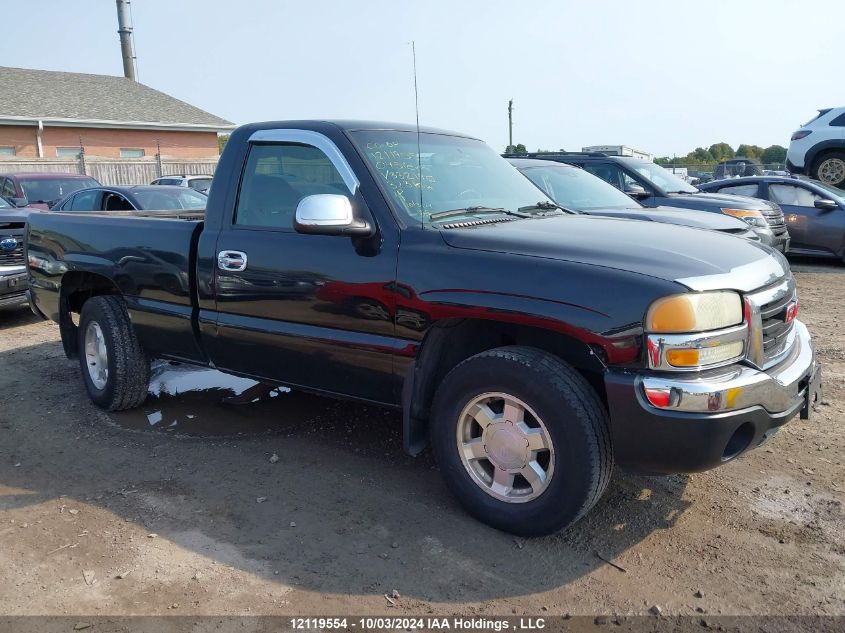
left=26, top=120, right=822, bottom=535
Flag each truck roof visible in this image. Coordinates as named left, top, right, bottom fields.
left=244, top=119, right=478, bottom=140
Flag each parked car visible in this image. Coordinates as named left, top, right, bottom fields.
left=786, top=107, right=845, bottom=188
left=714, top=158, right=763, bottom=180
left=27, top=120, right=821, bottom=536
left=508, top=158, right=760, bottom=242
left=0, top=195, right=31, bottom=310
left=150, top=174, right=213, bottom=194
left=504, top=152, right=790, bottom=252
left=52, top=185, right=207, bottom=212
left=0, top=172, right=100, bottom=210
left=700, top=175, right=845, bottom=260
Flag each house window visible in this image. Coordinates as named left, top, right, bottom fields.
left=0, top=147, right=15, bottom=156
left=56, top=147, right=81, bottom=158
left=120, top=148, right=145, bottom=159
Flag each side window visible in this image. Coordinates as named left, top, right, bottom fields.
left=103, top=193, right=133, bottom=211
left=769, top=184, right=819, bottom=207
left=69, top=190, right=100, bottom=211
left=828, top=112, right=845, bottom=127
left=235, top=143, right=348, bottom=229
left=717, top=184, right=759, bottom=197
left=1, top=178, right=16, bottom=198
left=582, top=162, right=627, bottom=190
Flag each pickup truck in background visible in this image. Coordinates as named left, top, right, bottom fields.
left=26, top=120, right=822, bottom=535
left=0, top=196, right=30, bottom=310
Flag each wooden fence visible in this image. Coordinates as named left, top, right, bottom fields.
left=0, top=157, right=219, bottom=186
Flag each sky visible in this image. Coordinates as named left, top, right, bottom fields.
left=2, top=0, right=842, bottom=156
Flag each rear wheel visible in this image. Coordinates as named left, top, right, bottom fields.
left=78, top=296, right=150, bottom=411
left=813, top=152, right=845, bottom=188
left=430, top=346, right=613, bottom=536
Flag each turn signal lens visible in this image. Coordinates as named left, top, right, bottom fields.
left=665, top=341, right=744, bottom=367
left=646, top=292, right=742, bottom=333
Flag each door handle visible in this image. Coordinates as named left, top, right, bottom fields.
left=217, top=250, right=248, bottom=272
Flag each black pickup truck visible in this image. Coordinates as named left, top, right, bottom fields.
left=26, top=120, right=822, bottom=535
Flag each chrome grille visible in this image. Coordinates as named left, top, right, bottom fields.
left=761, top=207, right=787, bottom=234
left=746, top=277, right=796, bottom=369
left=0, top=239, right=24, bottom=266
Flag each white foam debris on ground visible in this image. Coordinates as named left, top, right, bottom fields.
left=147, top=363, right=259, bottom=397
left=147, top=411, right=163, bottom=426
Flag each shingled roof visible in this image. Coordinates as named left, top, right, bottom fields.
left=0, top=66, right=234, bottom=132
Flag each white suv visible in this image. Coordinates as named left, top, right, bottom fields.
left=150, top=175, right=213, bottom=194
left=786, top=107, right=845, bottom=188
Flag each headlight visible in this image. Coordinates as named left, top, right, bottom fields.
left=645, top=292, right=746, bottom=370
left=646, top=291, right=743, bottom=333
left=721, top=208, right=767, bottom=228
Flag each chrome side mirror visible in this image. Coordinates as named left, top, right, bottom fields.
left=293, top=194, right=373, bottom=236
left=813, top=198, right=838, bottom=212
left=625, top=184, right=650, bottom=200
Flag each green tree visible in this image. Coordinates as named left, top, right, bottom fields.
left=505, top=143, right=527, bottom=154
left=218, top=134, right=230, bottom=154
left=761, top=145, right=787, bottom=165
left=708, top=143, right=735, bottom=162
left=736, top=144, right=765, bottom=160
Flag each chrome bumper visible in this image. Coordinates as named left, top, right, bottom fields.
left=641, top=320, right=815, bottom=414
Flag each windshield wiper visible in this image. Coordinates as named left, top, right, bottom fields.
left=430, top=206, right=529, bottom=221
left=517, top=201, right=572, bottom=215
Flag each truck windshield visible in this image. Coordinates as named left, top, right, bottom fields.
left=19, top=177, right=99, bottom=205
left=350, top=130, right=556, bottom=224
left=517, top=164, right=637, bottom=211
left=621, top=159, right=699, bottom=194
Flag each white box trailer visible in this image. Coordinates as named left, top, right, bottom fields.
left=582, top=145, right=654, bottom=161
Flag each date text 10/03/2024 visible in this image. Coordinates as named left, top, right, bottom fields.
left=289, top=617, right=547, bottom=630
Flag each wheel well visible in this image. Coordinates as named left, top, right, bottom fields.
left=58, top=271, right=121, bottom=358
left=810, top=146, right=845, bottom=171
left=403, top=318, right=607, bottom=454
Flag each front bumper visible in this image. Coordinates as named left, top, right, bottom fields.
left=605, top=320, right=819, bottom=474
left=0, top=269, right=28, bottom=310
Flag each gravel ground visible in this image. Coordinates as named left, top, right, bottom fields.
left=0, top=264, right=842, bottom=619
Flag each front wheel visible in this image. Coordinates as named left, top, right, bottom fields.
left=430, top=346, right=613, bottom=536
left=78, top=296, right=150, bottom=411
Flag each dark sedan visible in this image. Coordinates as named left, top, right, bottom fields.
left=52, top=185, right=207, bottom=213
left=508, top=159, right=761, bottom=241
left=700, top=176, right=845, bottom=260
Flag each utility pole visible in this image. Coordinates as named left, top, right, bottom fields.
left=508, top=99, right=514, bottom=150
left=116, top=0, right=137, bottom=81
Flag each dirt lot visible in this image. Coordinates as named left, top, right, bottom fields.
left=0, top=262, right=842, bottom=619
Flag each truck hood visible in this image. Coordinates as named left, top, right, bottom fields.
left=0, top=208, right=33, bottom=224
left=583, top=205, right=751, bottom=232
left=666, top=191, right=777, bottom=211
left=439, top=215, right=787, bottom=292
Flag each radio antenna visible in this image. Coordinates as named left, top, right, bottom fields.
left=411, top=41, right=423, bottom=229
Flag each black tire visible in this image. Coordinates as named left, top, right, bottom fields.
left=78, top=295, right=150, bottom=411
left=430, top=346, right=613, bottom=536
left=812, top=151, right=845, bottom=188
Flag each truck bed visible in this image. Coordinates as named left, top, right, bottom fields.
left=27, top=210, right=206, bottom=362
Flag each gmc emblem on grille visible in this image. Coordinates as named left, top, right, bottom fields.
left=784, top=301, right=798, bottom=323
